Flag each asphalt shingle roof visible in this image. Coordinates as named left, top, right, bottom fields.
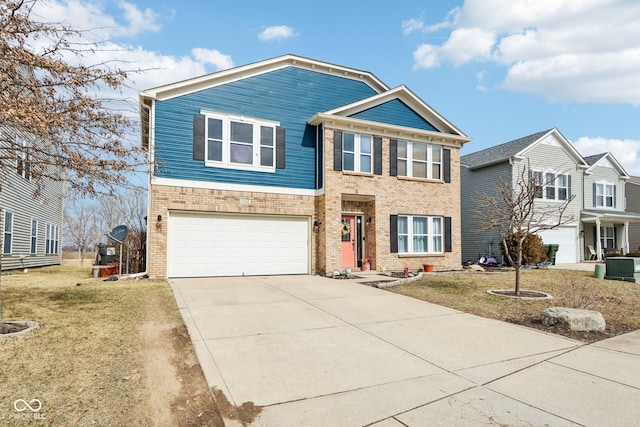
left=461, top=129, right=553, bottom=169
left=583, top=153, right=608, bottom=166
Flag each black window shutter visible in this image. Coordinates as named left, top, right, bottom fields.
left=276, top=126, right=286, bottom=169
left=333, top=130, right=342, bottom=171
left=390, top=215, right=398, bottom=253
left=593, top=182, right=597, bottom=207
left=443, top=148, right=451, bottom=183
left=568, top=174, right=572, bottom=199
left=444, top=216, right=452, bottom=252
left=193, top=114, right=205, bottom=161
left=389, top=139, right=398, bottom=177
left=374, top=137, right=382, bottom=175
left=613, top=185, right=617, bottom=208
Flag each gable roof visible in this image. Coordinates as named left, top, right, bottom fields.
left=308, top=85, right=470, bottom=143
left=140, top=54, right=389, bottom=101
left=461, top=128, right=588, bottom=170
left=584, top=152, right=629, bottom=178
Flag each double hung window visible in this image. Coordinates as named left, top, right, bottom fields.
left=17, top=138, right=31, bottom=180
left=397, top=141, right=442, bottom=180
left=31, top=219, right=38, bottom=254
left=533, top=171, right=569, bottom=201
left=204, top=113, right=278, bottom=171
left=3, top=211, right=13, bottom=254
left=46, top=224, right=59, bottom=254
left=595, top=183, right=615, bottom=208
left=397, top=215, right=443, bottom=254
left=342, top=132, right=372, bottom=173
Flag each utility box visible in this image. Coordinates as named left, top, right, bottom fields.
left=604, top=257, right=640, bottom=283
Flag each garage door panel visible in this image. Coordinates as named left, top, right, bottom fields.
left=538, top=227, right=578, bottom=264
left=167, top=213, right=309, bottom=277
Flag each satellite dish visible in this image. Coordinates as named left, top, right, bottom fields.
left=107, top=225, right=129, bottom=244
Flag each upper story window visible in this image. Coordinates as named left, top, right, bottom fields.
left=595, top=182, right=615, bottom=208
left=533, top=171, right=570, bottom=201
left=16, top=138, right=31, bottom=180
left=397, top=141, right=442, bottom=180
left=342, top=132, right=372, bottom=173
left=202, top=113, right=279, bottom=172
left=3, top=211, right=13, bottom=255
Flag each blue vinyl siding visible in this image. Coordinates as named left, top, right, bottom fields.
left=349, top=99, right=438, bottom=132
left=154, top=67, right=378, bottom=189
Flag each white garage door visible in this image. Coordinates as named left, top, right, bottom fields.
left=167, top=212, right=309, bottom=277
left=538, top=227, right=578, bottom=264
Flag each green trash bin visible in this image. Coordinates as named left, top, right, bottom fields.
left=547, top=244, right=559, bottom=265
left=594, top=264, right=605, bottom=279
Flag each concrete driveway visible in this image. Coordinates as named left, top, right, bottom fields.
left=171, top=275, right=640, bottom=426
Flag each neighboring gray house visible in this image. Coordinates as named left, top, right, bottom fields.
left=580, top=153, right=640, bottom=259
left=626, top=176, right=640, bottom=253
left=461, top=128, right=640, bottom=264
left=1, top=129, right=64, bottom=271
left=461, top=129, right=585, bottom=264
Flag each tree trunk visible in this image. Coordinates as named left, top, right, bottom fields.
left=515, top=237, right=525, bottom=296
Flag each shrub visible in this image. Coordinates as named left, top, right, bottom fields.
left=501, top=232, right=548, bottom=266
left=625, top=252, right=640, bottom=258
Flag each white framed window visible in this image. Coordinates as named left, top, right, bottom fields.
left=533, top=170, right=569, bottom=201
left=3, top=211, right=13, bottom=255
left=46, top=223, right=59, bottom=255
left=595, top=182, right=615, bottom=208
left=16, top=137, right=31, bottom=180
left=397, top=215, right=443, bottom=254
left=342, top=132, right=372, bottom=173
left=397, top=141, right=442, bottom=179
left=203, top=112, right=278, bottom=172
left=600, top=226, right=616, bottom=250
left=31, top=219, right=38, bottom=254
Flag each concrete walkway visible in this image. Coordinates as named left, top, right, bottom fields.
left=171, top=275, right=640, bottom=426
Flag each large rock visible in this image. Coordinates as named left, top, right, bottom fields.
left=541, top=307, right=606, bottom=332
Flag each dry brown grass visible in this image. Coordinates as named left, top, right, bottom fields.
left=388, top=268, right=640, bottom=343
left=0, top=266, right=223, bottom=426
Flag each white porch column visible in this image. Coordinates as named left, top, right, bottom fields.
left=624, top=221, right=630, bottom=254
left=595, top=218, right=602, bottom=260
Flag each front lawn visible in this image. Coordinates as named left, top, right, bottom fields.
left=0, top=266, right=223, bottom=426
left=388, top=268, right=640, bottom=342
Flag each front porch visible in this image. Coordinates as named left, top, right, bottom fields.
left=581, top=210, right=640, bottom=260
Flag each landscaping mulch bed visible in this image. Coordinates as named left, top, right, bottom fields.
left=0, top=322, right=28, bottom=335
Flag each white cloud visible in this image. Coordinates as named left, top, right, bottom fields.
left=258, top=25, right=298, bottom=42
left=117, top=1, right=162, bottom=37
left=32, top=0, right=162, bottom=39
left=25, top=1, right=233, bottom=116
left=573, top=137, right=640, bottom=176
left=408, top=0, right=640, bottom=105
left=191, top=48, right=234, bottom=71
left=402, top=9, right=459, bottom=35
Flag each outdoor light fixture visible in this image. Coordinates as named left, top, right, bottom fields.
left=157, top=214, right=162, bottom=222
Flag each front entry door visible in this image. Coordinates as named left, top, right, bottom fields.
left=341, top=215, right=356, bottom=268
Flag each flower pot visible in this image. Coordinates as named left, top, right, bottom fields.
left=423, top=264, right=434, bottom=273
left=362, top=262, right=370, bottom=271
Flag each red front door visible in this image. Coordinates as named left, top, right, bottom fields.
left=341, top=215, right=356, bottom=268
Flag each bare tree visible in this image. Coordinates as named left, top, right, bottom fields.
left=1, top=0, right=144, bottom=323
left=64, top=197, right=99, bottom=266
left=0, top=0, right=145, bottom=197
left=476, top=162, right=575, bottom=295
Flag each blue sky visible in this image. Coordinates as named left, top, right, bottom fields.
left=34, top=0, right=640, bottom=177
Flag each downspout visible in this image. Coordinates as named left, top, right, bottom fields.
left=122, top=97, right=153, bottom=279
